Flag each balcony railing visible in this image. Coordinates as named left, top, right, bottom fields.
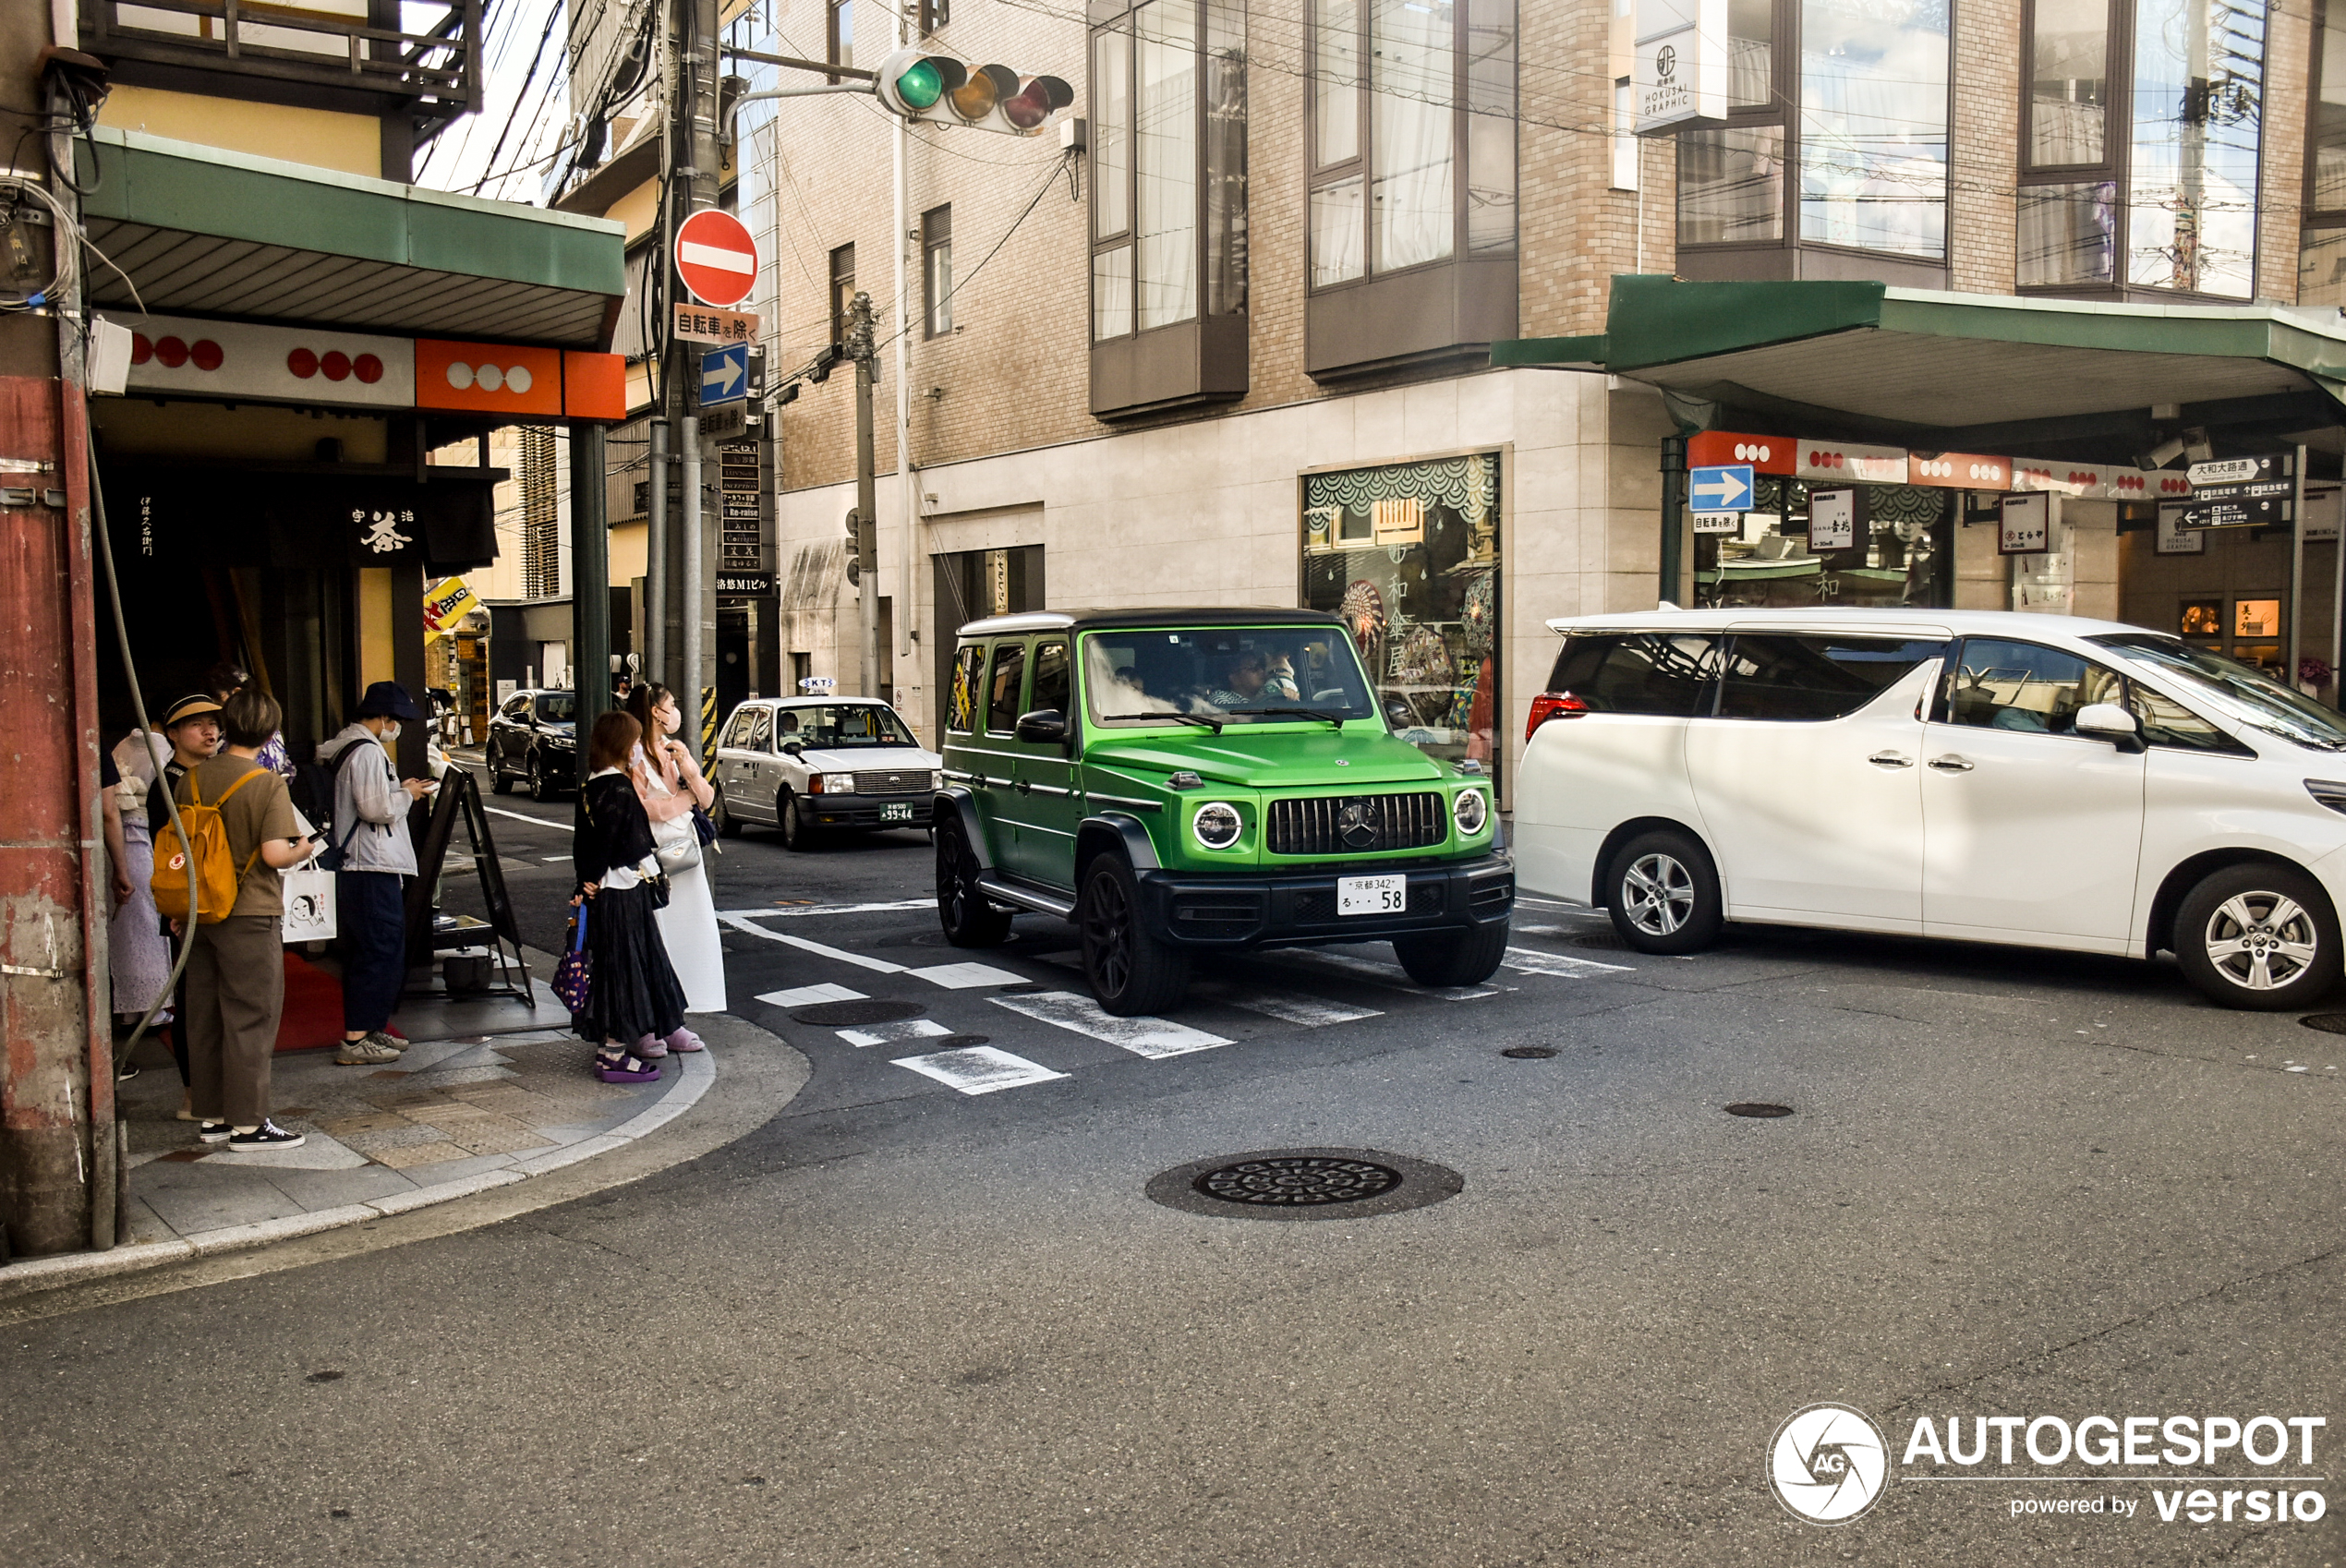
left=85, top=0, right=480, bottom=134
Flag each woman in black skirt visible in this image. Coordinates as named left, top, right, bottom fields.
left=571, top=711, right=690, bottom=1082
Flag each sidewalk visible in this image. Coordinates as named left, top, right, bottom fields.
left=2, top=955, right=727, bottom=1297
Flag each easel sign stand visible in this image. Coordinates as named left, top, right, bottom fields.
left=402, top=769, right=536, bottom=1007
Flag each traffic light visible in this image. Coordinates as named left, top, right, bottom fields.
left=874, top=47, right=1072, bottom=137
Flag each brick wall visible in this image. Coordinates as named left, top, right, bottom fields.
left=1949, top=0, right=2018, bottom=296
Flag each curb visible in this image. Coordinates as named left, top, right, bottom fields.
left=1, top=1043, right=718, bottom=1296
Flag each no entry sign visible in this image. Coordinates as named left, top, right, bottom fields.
left=675, top=209, right=759, bottom=308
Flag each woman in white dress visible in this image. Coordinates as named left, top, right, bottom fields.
left=623, top=684, right=726, bottom=1035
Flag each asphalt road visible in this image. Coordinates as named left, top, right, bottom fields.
left=6, top=763, right=2345, bottom=1567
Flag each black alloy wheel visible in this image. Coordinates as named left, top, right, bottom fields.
left=489, top=742, right=512, bottom=793
left=527, top=750, right=554, bottom=802
left=1079, top=855, right=1190, bottom=1017
left=779, top=789, right=817, bottom=851
left=1393, top=922, right=1512, bottom=987
left=935, top=817, right=1012, bottom=947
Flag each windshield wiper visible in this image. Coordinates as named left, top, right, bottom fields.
left=1103, top=711, right=1224, bottom=734
left=1236, top=706, right=1348, bottom=727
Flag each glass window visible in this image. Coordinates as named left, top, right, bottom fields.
left=1548, top=633, right=1722, bottom=717
left=1094, top=30, right=1131, bottom=239
left=1719, top=635, right=1946, bottom=721
left=1465, top=0, right=1518, bottom=255
left=2029, top=0, right=2110, bottom=166
left=1729, top=0, right=1774, bottom=107
left=1678, top=126, right=1785, bottom=245
left=827, top=0, right=853, bottom=74
left=946, top=646, right=984, bottom=733
left=1372, top=0, right=1456, bottom=271
left=1613, top=79, right=1639, bottom=190
left=923, top=205, right=953, bottom=336
left=1799, top=0, right=1949, bottom=259
left=1082, top=627, right=1379, bottom=726
left=1314, top=0, right=1360, bottom=167
left=2128, top=682, right=2245, bottom=752
left=2127, top=0, right=2263, bottom=297
left=986, top=643, right=1028, bottom=734
left=1137, top=0, right=1200, bottom=330
left=2017, top=181, right=2117, bottom=284
left=1940, top=638, right=2123, bottom=734
left=785, top=705, right=917, bottom=749
left=2317, top=6, right=2346, bottom=213
left=1094, top=248, right=1134, bottom=341
left=1203, top=0, right=1248, bottom=316
left=1311, top=176, right=1366, bottom=284
left=535, top=693, right=575, bottom=722
left=828, top=243, right=855, bottom=346
left=1032, top=640, right=1071, bottom=717
left=2304, top=227, right=2346, bottom=308
left=749, top=707, right=772, bottom=751
left=722, top=708, right=758, bottom=749
left=2094, top=635, right=2346, bottom=754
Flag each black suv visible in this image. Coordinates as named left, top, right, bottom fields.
left=486, top=688, right=576, bottom=801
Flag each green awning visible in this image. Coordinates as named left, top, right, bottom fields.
left=77, top=129, right=627, bottom=349
left=1494, top=276, right=2346, bottom=439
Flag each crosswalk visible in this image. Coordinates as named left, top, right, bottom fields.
left=730, top=907, right=1639, bottom=1099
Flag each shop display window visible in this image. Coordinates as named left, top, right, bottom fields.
left=1692, top=476, right=1953, bottom=610
left=1302, top=453, right=1500, bottom=766
left=2179, top=599, right=2222, bottom=636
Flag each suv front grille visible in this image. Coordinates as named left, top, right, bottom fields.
left=1266, top=792, right=1447, bottom=856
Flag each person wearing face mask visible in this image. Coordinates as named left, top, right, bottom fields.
left=319, top=682, right=432, bottom=1065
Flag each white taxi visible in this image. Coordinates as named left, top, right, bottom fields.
left=708, top=696, right=942, bottom=850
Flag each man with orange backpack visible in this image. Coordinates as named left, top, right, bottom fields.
left=161, top=688, right=316, bottom=1152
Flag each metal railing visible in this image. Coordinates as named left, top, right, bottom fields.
left=86, top=0, right=479, bottom=116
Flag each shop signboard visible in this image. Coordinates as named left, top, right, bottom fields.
left=1634, top=0, right=1727, bottom=133
left=110, top=314, right=414, bottom=410
left=1687, top=431, right=1795, bottom=475
left=2155, top=501, right=2207, bottom=554
left=1907, top=452, right=2008, bottom=490
left=1807, top=488, right=1863, bottom=551
left=1796, top=440, right=1907, bottom=485
left=1998, top=492, right=2052, bottom=555
left=1687, top=464, right=1754, bottom=511
left=2013, top=462, right=2105, bottom=495
left=415, top=340, right=564, bottom=417
left=2304, top=487, right=2340, bottom=542
left=672, top=303, right=760, bottom=344
left=423, top=575, right=481, bottom=633
left=715, top=573, right=775, bottom=597
left=1691, top=512, right=1741, bottom=534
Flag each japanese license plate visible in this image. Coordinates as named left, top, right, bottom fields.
left=1336, top=874, right=1407, bottom=916
left=880, top=802, right=915, bottom=823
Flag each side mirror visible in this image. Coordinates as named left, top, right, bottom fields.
left=1014, top=708, right=1068, bottom=745
left=781, top=740, right=804, bottom=757
left=2074, top=703, right=2141, bottom=748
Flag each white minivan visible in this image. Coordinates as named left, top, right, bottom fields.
left=1513, top=608, right=2346, bottom=1009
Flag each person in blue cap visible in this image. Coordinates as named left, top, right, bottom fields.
left=320, top=681, right=434, bottom=1065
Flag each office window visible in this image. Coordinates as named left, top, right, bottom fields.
left=923, top=205, right=952, bottom=337
left=2302, top=0, right=2346, bottom=305
left=1613, top=78, right=1639, bottom=191
left=2127, top=0, right=2263, bottom=297
left=1678, top=126, right=1785, bottom=245
left=1798, top=0, right=1949, bottom=259
left=1308, top=0, right=1517, bottom=287
left=2017, top=182, right=2117, bottom=285
left=828, top=243, right=854, bottom=347
left=2027, top=0, right=2110, bottom=167
left=920, top=0, right=950, bottom=34
left=827, top=0, right=853, bottom=76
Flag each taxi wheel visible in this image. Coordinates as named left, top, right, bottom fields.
left=779, top=790, right=818, bottom=851
left=1080, top=855, right=1189, bottom=1017
left=1394, top=923, right=1510, bottom=987
left=711, top=787, right=742, bottom=838
left=936, top=818, right=1011, bottom=947
left=2174, top=862, right=2342, bottom=1010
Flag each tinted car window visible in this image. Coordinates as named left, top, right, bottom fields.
left=947, top=645, right=984, bottom=733
left=788, top=705, right=917, bottom=748
left=986, top=643, right=1028, bottom=734
left=1546, top=633, right=1720, bottom=716
left=535, top=693, right=574, bottom=722
left=722, top=709, right=758, bottom=748
left=1082, top=626, right=1375, bottom=725
left=2126, top=683, right=2245, bottom=753
left=747, top=707, right=772, bottom=751
left=1031, top=639, right=1070, bottom=717
left=1941, top=638, right=2123, bottom=735
left=1718, top=635, right=1947, bottom=721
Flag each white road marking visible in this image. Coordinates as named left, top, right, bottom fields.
left=482, top=803, right=570, bottom=832
left=990, top=991, right=1230, bottom=1059
left=1271, top=948, right=1504, bottom=1000
left=839, top=1019, right=956, bottom=1048
left=1503, top=946, right=1632, bottom=978
left=904, top=960, right=1026, bottom=989
left=718, top=916, right=906, bottom=973
left=714, top=899, right=937, bottom=919
left=1208, top=989, right=1382, bottom=1028
left=541, top=854, right=572, bottom=862
left=756, top=983, right=867, bottom=1007
left=894, top=1045, right=1069, bottom=1095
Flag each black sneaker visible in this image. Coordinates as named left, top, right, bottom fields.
left=197, top=1121, right=234, bottom=1144
left=226, top=1120, right=305, bottom=1152
left=115, top=1058, right=139, bottom=1081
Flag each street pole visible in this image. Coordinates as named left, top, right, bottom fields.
left=572, top=421, right=611, bottom=777
left=647, top=417, right=668, bottom=684
left=850, top=290, right=879, bottom=699
left=1658, top=435, right=1687, bottom=609
left=682, top=411, right=703, bottom=739
left=2291, top=442, right=2308, bottom=694
left=893, top=5, right=917, bottom=722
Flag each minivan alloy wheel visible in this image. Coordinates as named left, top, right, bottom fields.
left=2203, top=891, right=2320, bottom=991
left=1622, top=852, right=1697, bottom=936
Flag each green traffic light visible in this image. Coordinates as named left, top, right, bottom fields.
left=896, top=59, right=943, bottom=110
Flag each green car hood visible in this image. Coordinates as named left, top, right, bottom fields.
left=1082, top=728, right=1445, bottom=790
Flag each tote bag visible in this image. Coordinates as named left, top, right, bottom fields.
left=280, top=865, right=337, bottom=943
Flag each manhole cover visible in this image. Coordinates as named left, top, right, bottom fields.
left=1724, top=1102, right=1795, bottom=1118
left=1501, top=1045, right=1558, bottom=1058
left=1572, top=932, right=1626, bottom=950
left=792, top=999, right=929, bottom=1027
left=2301, top=1014, right=2346, bottom=1034
left=1145, top=1148, right=1462, bottom=1223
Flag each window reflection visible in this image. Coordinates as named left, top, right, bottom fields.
left=1798, top=0, right=1949, bottom=259
left=1372, top=0, right=1457, bottom=271
left=1678, top=126, right=1785, bottom=244
left=1729, top=0, right=1773, bottom=108
left=2126, top=0, right=2262, bottom=297
left=2017, top=181, right=2116, bottom=284
left=2029, top=0, right=2109, bottom=166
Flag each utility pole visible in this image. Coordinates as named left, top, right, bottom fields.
left=660, top=0, right=720, bottom=738
left=848, top=289, right=879, bottom=699
left=892, top=4, right=917, bottom=727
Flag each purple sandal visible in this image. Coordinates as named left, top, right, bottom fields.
left=596, top=1052, right=660, bottom=1084
left=662, top=1027, right=706, bottom=1054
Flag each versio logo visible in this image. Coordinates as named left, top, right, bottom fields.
left=1771, top=1404, right=1891, bottom=1525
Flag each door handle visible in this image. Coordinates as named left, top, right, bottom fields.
left=1929, top=754, right=1975, bottom=773
left=1867, top=751, right=1913, bottom=768
left=1015, top=779, right=1032, bottom=795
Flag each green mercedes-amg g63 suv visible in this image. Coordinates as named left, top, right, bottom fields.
left=933, top=609, right=1514, bottom=1015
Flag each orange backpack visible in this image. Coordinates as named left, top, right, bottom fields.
left=150, top=767, right=265, bottom=925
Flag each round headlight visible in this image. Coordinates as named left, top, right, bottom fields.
left=1192, top=801, right=1243, bottom=850
left=1453, top=788, right=1489, bottom=836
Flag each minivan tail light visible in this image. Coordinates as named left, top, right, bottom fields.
left=1526, top=691, right=1588, bottom=742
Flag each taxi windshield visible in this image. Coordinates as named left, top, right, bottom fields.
left=2091, top=635, right=2346, bottom=753
left=775, top=704, right=917, bottom=749
left=1083, top=627, right=1377, bottom=727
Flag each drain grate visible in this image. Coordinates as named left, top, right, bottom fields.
left=2301, top=1014, right=2346, bottom=1034
left=1145, top=1148, right=1462, bottom=1222
left=792, top=999, right=929, bottom=1027
left=1571, top=932, right=1626, bottom=950
left=1724, top=1102, right=1795, bottom=1118
left=1501, top=1045, right=1558, bottom=1059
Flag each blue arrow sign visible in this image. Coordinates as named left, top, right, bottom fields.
left=1688, top=464, right=1754, bottom=512
left=700, top=344, right=748, bottom=407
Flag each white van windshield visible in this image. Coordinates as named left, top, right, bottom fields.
left=2091, top=635, right=2346, bottom=754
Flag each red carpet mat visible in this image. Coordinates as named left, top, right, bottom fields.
left=277, top=951, right=345, bottom=1052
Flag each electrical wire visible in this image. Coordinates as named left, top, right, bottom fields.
left=468, top=0, right=574, bottom=194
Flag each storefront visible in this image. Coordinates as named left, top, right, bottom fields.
left=1302, top=452, right=1502, bottom=766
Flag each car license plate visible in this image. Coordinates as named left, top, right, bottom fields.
left=880, top=802, right=915, bottom=823
left=1337, top=874, right=1407, bottom=916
